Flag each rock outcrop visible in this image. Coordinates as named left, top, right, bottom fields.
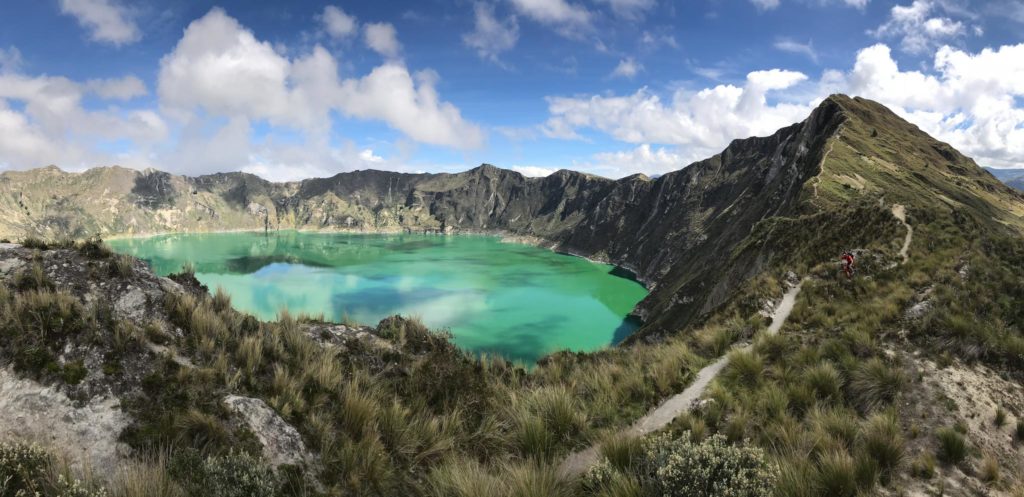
left=223, top=395, right=312, bottom=469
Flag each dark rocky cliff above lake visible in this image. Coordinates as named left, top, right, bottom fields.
left=2, top=95, right=1021, bottom=339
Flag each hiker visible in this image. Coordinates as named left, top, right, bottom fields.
left=841, top=250, right=856, bottom=278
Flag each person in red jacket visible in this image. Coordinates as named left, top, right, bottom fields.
left=841, top=250, right=856, bottom=278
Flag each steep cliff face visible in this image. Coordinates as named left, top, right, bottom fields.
left=2, top=95, right=1021, bottom=339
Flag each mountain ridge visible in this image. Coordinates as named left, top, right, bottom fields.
left=2, top=95, right=1021, bottom=340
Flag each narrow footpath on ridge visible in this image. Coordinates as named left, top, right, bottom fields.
left=557, top=280, right=805, bottom=478
left=558, top=202, right=915, bottom=479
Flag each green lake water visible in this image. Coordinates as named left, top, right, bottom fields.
left=109, top=232, right=648, bottom=364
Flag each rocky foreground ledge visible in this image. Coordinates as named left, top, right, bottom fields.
left=0, top=240, right=469, bottom=493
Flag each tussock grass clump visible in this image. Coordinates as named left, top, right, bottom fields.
left=110, top=453, right=185, bottom=497
left=509, top=385, right=587, bottom=460
left=108, top=254, right=134, bottom=278
left=13, top=263, right=54, bottom=293
left=599, top=434, right=643, bottom=472
left=1016, top=419, right=1024, bottom=441
left=979, top=453, right=1001, bottom=485
left=994, top=407, right=1006, bottom=427
left=859, top=413, right=904, bottom=484
left=173, top=409, right=231, bottom=450
left=724, top=349, right=764, bottom=387
left=936, top=427, right=968, bottom=465
left=813, top=450, right=857, bottom=497
left=77, top=236, right=113, bottom=259
left=504, top=459, right=570, bottom=497
left=910, top=452, right=936, bottom=479
left=21, top=236, right=49, bottom=250
left=427, top=457, right=503, bottom=497
left=808, top=407, right=860, bottom=450
left=3, top=289, right=86, bottom=378
left=848, top=357, right=906, bottom=412
left=802, top=360, right=843, bottom=403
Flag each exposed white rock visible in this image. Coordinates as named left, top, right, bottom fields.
left=0, top=367, right=130, bottom=472
left=114, top=287, right=149, bottom=321
left=0, top=257, right=25, bottom=276
left=223, top=395, right=311, bottom=468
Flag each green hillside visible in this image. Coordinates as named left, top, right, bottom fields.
left=1, top=95, right=1023, bottom=497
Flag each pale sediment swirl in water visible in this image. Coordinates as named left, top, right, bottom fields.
left=109, top=231, right=648, bottom=364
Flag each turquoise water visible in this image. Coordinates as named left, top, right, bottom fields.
left=109, top=232, right=648, bottom=363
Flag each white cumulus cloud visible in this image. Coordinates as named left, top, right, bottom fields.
left=595, top=0, right=657, bottom=19
left=463, top=3, right=520, bottom=63
left=158, top=9, right=480, bottom=150
left=86, top=75, right=147, bottom=100
left=871, top=1, right=967, bottom=54
left=59, top=0, right=140, bottom=46
left=543, top=68, right=810, bottom=155
left=364, top=22, right=402, bottom=58
left=512, top=165, right=557, bottom=177
left=774, top=38, right=818, bottom=63
left=834, top=43, right=1024, bottom=167
left=585, top=144, right=691, bottom=177
left=320, top=5, right=358, bottom=39
left=611, top=57, right=643, bottom=78
left=508, top=0, right=592, bottom=34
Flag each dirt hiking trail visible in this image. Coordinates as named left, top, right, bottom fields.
left=558, top=280, right=805, bottom=478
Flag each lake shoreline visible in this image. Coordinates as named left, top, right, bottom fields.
left=109, top=231, right=649, bottom=365
left=105, top=227, right=651, bottom=289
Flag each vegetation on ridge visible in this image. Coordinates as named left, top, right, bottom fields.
left=1, top=95, right=1023, bottom=496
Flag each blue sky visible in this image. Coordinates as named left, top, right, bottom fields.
left=0, top=0, right=1022, bottom=180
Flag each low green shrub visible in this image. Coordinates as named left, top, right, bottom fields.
left=591, top=433, right=776, bottom=497
left=0, top=441, right=50, bottom=496
left=170, top=450, right=278, bottom=497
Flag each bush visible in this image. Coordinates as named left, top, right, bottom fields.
left=0, top=441, right=50, bottom=496
left=0, top=442, right=106, bottom=497
left=171, top=450, right=278, bottom=497
left=644, top=434, right=776, bottom=497
left=936, top=427, right=968, bottom=465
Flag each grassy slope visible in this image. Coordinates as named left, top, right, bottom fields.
left=1, top=96, right=1023, bottom=497
left=646, top=95, right=1024, bottom=496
